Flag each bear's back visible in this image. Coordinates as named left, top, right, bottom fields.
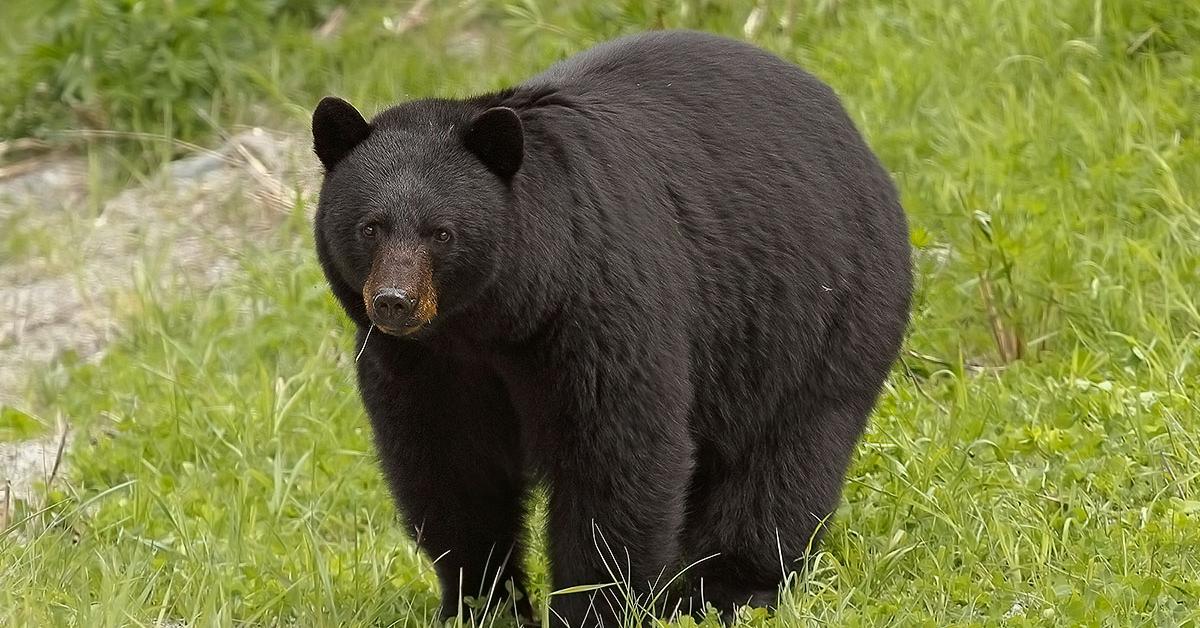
left=516, top=29, right=905, bottom=282
left=529, top=30, right=823, bottom=105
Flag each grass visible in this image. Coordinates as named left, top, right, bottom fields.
left=2, top=0, right=1199, bottom=625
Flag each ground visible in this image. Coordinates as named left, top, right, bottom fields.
left=0, top=1, right=1197, bottom=626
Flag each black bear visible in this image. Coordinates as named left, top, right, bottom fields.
left=312, top=30, right=911, bottom=627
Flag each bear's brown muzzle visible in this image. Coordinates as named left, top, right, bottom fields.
left=363, top=243, right=438, bottom=335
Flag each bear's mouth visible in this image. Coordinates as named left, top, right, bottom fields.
left=374, top=319, right=426, bottom=337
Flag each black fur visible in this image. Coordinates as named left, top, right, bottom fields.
left=313, top=31, right=912, bottom=627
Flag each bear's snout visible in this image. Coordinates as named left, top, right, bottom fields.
left=363, top=245, right=438, bottom=335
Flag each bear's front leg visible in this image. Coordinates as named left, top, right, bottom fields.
left=357, top=337, right=535, bottom=624
left=538, top=358, right=694, bottom=628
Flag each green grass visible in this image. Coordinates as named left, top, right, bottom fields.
left=2, top=0, right=1198, bottom=625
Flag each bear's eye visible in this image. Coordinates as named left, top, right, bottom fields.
left=433, top=228, right=452, bottom=243
left=360, top=223, right=379, bottom=239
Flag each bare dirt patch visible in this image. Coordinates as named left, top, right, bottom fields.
left=0, top=129, right=317, bottom=503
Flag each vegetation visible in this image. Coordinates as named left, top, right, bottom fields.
left=1, top=0, right=1197, bottom=625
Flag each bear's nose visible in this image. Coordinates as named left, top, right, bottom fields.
left=373, top=289, right=417, bottom=323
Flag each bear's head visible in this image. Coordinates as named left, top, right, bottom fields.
left=311, top=96, right=523, bottom=338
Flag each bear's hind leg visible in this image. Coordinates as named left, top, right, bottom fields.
left=679, top=396, right=871, bottom=621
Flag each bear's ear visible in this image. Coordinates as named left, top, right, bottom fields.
left=312, top=96, right=371, bottom=171
left=463, top=107, right=523, bottom=182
